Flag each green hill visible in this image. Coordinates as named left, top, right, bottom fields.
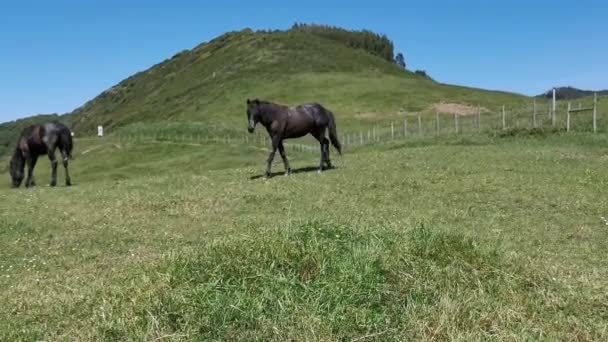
left=1, top=26, right=548, bottom=154
left=67, top=28, right=529, bottom=137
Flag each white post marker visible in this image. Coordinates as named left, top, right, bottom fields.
left=97, top=125, right=103, bottom=137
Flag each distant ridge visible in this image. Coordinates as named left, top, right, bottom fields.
left=537, top=87, right=608, bottom=100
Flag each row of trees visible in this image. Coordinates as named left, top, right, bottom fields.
left=291, top=23, right=396, bottom=63
left=290, top=23, right=410, bottom=71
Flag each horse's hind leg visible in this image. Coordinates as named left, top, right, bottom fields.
left=313, top=131, right=329, bottom=172
left=60, top=150, right=72, bottom=186
left=323, top=139, right=333, bottom=169
left=25, top=154, right=38, bottom=188
left=47, top=148, right=58, bottom=187
left=278, top=142, right=291, bottom=176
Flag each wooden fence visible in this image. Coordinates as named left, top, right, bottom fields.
left=93, top=95, right=602, bottom=154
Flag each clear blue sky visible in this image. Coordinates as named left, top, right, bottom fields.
left=1, top=0, right=606, bottom=123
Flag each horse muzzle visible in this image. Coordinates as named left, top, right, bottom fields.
left=248, top=127, right=255, bottom=133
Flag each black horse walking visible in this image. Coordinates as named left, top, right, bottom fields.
left=9, top=122, right=73, bottom=188
left=246, top=99, right=341, bottom=178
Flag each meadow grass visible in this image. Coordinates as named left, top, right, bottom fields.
left=1, top=132, right=607, bottom=340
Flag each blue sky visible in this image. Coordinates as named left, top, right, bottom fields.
left=1, top=0, right=606, bottom=122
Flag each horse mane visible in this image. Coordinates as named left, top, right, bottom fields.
left=256, top=99, right=289, bottom=110
left=254, top=99, right=273, bottom=105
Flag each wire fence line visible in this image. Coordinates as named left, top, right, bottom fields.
left=86, top=100, right=603, bottom=154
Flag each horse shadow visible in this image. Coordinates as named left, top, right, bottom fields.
left=250, top=166, right=336, bottom=180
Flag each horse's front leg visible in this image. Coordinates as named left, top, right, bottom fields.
left=278, top=142, right=291, bottom=176
left=48, top=149, right=58, bottom=187
left=60, top=150, right=72, bottom=186
left=265, top=135, right=280, bottom=178
left=25, top=154, right=38, bottom=188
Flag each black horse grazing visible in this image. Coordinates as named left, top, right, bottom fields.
left=246, top=99, right=342, bottom=178
left=9, top=122, right=73, bottom=188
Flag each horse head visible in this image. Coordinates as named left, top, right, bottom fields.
left=246, top=99, right=262, bottom=133
left=9, top=149, right=25, bottom=188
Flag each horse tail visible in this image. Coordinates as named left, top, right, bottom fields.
left=66, top=132, right=74, bottom=160
left=327, top=110, right=342, bottom=155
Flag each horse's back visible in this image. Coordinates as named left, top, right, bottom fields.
left=298, top=103, right=332, bottom=126
left=19, top=122, right=72, bottom=154
left=45, top=122, right=73, bottom=153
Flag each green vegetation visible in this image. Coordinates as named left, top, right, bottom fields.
left=1, top=133, right=607, bottom=340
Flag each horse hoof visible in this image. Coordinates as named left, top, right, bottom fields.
left=50, top=181, right=57, bottom=187
left=66, top=181, right=72, bottom=187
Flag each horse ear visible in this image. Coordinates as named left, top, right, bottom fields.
left=247, top=99, right=250, bottom=104
left=254, top=99, right=260, bottom=105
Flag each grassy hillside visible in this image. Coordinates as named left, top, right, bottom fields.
left=68, top=28, right=529, bottom=138
left=1, top=132, right=608, bottom=340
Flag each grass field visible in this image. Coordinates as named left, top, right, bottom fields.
left=1, top=132, right=607, bottom=340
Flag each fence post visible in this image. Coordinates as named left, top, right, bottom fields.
left=368, top=129, right=371, bottom=142
left=533, top=99, right=537, bottom=128
left=593, top=93, right=597, bottom=133
left=454, top=113, right=458, bottom=133
left=360, top=131, right=363, bottom=145
left=552, top=88, right=556, bottom=126
left=502, top=105, right=506, bottom=130
left=435, top=112, right=439, bottom=134
left=477, top=107, right=481, bottom=133
left=418, top=115, right=422, bottom=135
left=391, top=122, right=394, bottom=140
left=567, top=102, right=571, bottom=132
left=404, top=119, right=408, bottom=137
